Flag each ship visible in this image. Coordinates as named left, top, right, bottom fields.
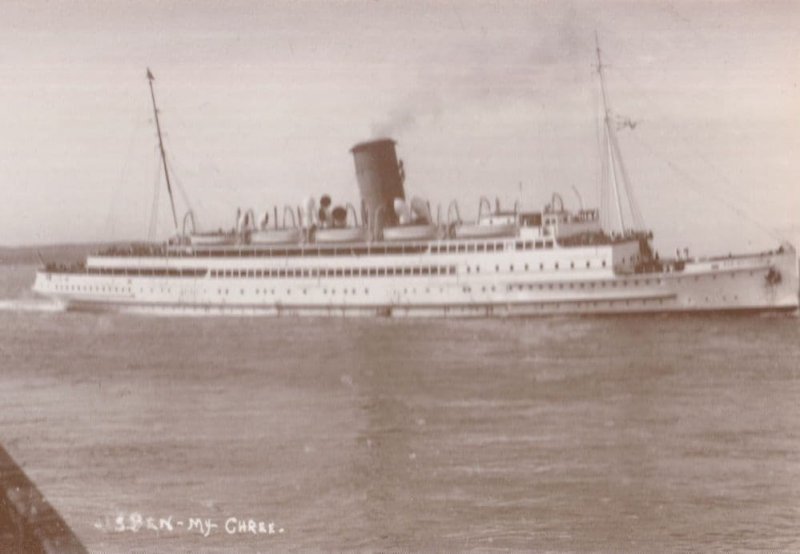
left=32, top=44, right=799, bottom=317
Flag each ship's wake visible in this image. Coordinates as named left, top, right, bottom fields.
left=0, top=297, right=65, bottom=313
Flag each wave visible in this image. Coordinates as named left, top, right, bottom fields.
left=0, top=298, right=66, bottom=313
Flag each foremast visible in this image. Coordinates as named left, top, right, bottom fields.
left=595, top=35, right=645, bottom=236
left=146, top=68, right=179, bottom=233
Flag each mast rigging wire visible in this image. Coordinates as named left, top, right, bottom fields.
left=625, top=133, right=784, bottom=243
left=607, top=62, right=785, bottom=242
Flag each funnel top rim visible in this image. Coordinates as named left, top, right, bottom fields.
left=351, top=138, right=396, bottom=153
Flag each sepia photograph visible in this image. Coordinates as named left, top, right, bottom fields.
left=1, top=0, right=799, bottom=551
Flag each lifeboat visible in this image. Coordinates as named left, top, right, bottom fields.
left=447, top=197, right=518, bottom=239
left=383, top=224, right=439, bottom=242
left=189, top=232, right=235, bottom=246
left=315, top=227, right=368, bottom=243
left=453, top=222, right=516, bottom=239
left=249, top=228, right=302, bottom=245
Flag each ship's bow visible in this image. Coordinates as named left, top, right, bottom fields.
left=772, top=242, right=799, bottom=311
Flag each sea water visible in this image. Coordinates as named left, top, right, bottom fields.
left=0, top=265, right=798, bottom=551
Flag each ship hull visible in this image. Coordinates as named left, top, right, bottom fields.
left=32, top=243, right=798, bottom=317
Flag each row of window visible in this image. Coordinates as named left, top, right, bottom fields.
left=53, top=284, right=131, bottom=294
left=84, top=257, right=607, bottom=280
left=209, top=265, right=457, bottom=279
left=52, top=273, right=661, bottom=296
left=466, top=258, right=607, bottom=274
left=429, top=240, right=554, bottom=254
left=87, top=267, right=207, bottom=277
left=105, top=239, right=558, bottom=259
left=460, top=278, right=662, bottom=293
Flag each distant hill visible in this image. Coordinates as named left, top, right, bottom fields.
left=0, top=243, right=125, bottom=265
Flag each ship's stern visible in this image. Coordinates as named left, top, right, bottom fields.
left=32, top=270, right=65, bottom=305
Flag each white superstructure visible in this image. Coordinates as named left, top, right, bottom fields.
left=33, top=229, right=799, bottom=317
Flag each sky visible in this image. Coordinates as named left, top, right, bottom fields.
left=1, top=0, right=798, bottom=256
